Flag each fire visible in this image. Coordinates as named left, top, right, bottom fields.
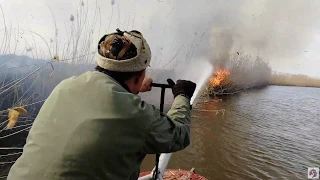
left=209, top=69, right=230, bottom=87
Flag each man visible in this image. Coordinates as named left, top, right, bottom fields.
left=7, top=29, right=196, bottom=180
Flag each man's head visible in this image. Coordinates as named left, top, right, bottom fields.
left=96, top=29, right=151, bottom=94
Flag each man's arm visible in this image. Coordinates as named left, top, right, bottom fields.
left=141, top=95, right=191, bottom=154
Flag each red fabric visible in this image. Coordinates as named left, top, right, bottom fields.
left=139, top=169, right=207, bottom=180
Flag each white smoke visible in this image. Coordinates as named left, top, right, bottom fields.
left=145, top=0, right=320, bottom=72
left=208, top=0, right=320, bottom=67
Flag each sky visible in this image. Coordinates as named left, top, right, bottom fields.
left=0, top=0, right=320, bottom=78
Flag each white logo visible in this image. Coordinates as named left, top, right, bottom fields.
left=308, top=168, right=319, bottom=179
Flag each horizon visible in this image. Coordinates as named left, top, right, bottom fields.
left=1, top=53, right=319, bottom=79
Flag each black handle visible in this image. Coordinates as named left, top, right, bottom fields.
left=150, top=82, right=171, bottom=113
left=150, top=82, right=171, bottom=89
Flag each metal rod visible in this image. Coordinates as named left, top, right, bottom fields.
left=160, top=87, right=165, bottom=112
left=150, top=83, right=171, bottom=89
left=0, top=147, right=24, bottom=150
left=138, top=174, right=152, bottom=180
left=139, top=82, right=172, bottom=180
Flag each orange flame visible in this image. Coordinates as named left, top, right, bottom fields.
left=209, top=69, right=230, bottom=87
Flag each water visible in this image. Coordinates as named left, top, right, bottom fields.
left=1, top=84, right=319, bottom=179
left=141, top=86, right=320, bottom=179
left=190, top=61, right=213, bottom=104
left=174, top=59, right=214, bottom=104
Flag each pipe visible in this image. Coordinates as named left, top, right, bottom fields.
left=157, top=153, right=172, bottom=179
left=150, top=83, right=171, bottom=88
left=138, top=174, right=152, bottom=180
left=138, top=153, right=172, bottom=180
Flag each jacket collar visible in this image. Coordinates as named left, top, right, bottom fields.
left=115, top=79, right=131, bottom=93
left=95, top=71, right=132, bottom=93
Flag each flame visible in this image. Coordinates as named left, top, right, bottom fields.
left=209, top=69, right=230, bottom=87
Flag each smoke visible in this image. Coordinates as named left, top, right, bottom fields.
left=1, top=0, right=319, bottom=75
left=207, top=0, right=320, bottom=68
left=143, top=0, right=320, bottom=72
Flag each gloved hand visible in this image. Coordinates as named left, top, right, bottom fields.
left=167, top=79, right=196, bottom=100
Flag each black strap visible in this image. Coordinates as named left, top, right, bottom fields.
left=153, top=154, right=160, bottom=179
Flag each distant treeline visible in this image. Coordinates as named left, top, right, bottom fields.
left=270, top=73, right=320, bottom=88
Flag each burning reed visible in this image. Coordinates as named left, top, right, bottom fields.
left=203, top=53, right=272, bottom=96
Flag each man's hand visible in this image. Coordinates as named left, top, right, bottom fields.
left=139, top=77, right=153, bottom=92
left=167, top=79, right=196, bottom=99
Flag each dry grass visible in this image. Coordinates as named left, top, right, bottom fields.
left=270, top=73, right=320, bottom=88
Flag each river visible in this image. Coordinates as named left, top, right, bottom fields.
left=141, top=86, right=320, bottom=179
left=1, top=85, right=319, bottom=179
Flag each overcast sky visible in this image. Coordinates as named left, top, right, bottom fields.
left=0, top=0, right=319, bottom=78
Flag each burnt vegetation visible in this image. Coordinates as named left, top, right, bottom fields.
left=203, top=52, right=320, bottom=97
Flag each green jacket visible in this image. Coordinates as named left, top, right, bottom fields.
left=7, top=71, right=191, bottom=180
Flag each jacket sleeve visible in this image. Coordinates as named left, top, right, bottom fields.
left=141, top=95, right=191, bottom=154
